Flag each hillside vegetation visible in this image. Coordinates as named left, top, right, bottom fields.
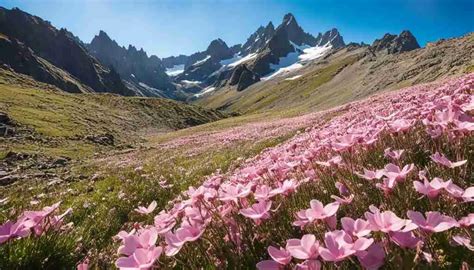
left=0, top=69, right=225, bottom=159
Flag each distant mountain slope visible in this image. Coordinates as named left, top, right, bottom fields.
left=0, top=33, right=93, bottom=93
left=196, top=32, right=473, bottom=114
left=0, top=7, right=133, bottom=96
left=164, top=13, right=345, bottom=94
left=0, top=68, right=226, bottom=159
left=87, top=31, right=176, bottom=98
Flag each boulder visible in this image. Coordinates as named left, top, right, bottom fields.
left=85, top=133, right=115, bottom=145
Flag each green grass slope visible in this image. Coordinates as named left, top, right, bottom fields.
left=0, top=69, right=225, bottom=159
left=196, top=33, right=473, bottom=115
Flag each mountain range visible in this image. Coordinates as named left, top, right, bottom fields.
left=0, top=7, right=472, bottom=107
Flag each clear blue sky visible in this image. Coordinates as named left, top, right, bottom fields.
left=1, top=0, right=473, bottom=57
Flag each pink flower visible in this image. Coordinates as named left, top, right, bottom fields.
left=422, top=251, right=433, bottom=264
left=384, top=148, right=404, bottom=161
left=295, top=260, right=321, bottom=270
left=118, top=227, right=158, bottom=256
left=335, top=182, right=350, bottom=197
left=294, top=200, right=339, bottom=229
left=18, top=201, right=63, bottom=236
left=332, top=134, right=361, bottom=152
left=267, top=246, right=291, bottom=265
left=330, top=194, right=354, bottom=205
left=413, top=177, right=449, bottom=199
left=444, top=181, right=464, bottom=198
left=451, top=235, right=474, bottom=251
left=382, top=163, right=414, bottom=182
left=218, top=183, right=251, bottom=203
left=286, top=234, right=320, bottom=260
left=154, top=212, right=176, bottom=234
left=407, top=211, right=458, bottom=233
left=77, top=259, right=89, bottom=270
left=389, top=119, right=414, bottom=133
left=254, top=185, right=274, bottom=201
left=315, top=155, right=343, bottom=167
left=319, top=230, right=373, bottom=262
left=365, top=206, right=414, bottom=233
left=305, top=200, right=340, bottom=222
left=270, top=179, right=299, bottom=196
left=239, top=200, right=272, bottom=225
left=164, top=223, right=205, bottom=256
left=115, top=247, right=162, bottom=270
left=341, top=217, right=371, bottom=238
left=430, top=152, right=467, bottom=168
left=356, top=168, right=384, bottom=181
left=0, top=220, right=30, bottom=244
left=135, top=201, right=157, bottom=215
left=458, top=214, right=474, bottom=227
left=389, top=231, right=421, bottom=248
left=256, top=260, right=282, bottom=270
left=461, top=187, right=474, bottom=202
left=356, top=242, right=385, bottom=270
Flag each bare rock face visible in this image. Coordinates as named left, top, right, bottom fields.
left=240, top=22, right=275, bottom=55
left=206, top=38, right=233, bottom=60
left=0, top=35, right=86, bottom=93
left=280, top=13, right=317, bottom=46
left=175, top=39, right=235, bottom=83
left=0, top=7, right=133, bottom=96
left=228, top=64, right=260, bottom=91
left=88, top=30, right=175, bottom=97
left=315, top=28, right=345, bottom=49
left=371, top=30, right=420, bottom=54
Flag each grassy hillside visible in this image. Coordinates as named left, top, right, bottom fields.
left=0, top=69, right=225, bottom=159
left=197, top=33, right=474, bottom=115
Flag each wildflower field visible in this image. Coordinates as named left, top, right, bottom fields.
left=1, top=74, right=473, bottom=269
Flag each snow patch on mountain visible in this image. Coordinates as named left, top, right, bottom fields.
left=194, top=86, right=216, bottom=97
left=299, top=44, right=332, bottom=62
left=219, top=53, right=258, bottom=69
left=263, top=43, right=332, bottom=80
left=194, top=55, right=211, bottom=66
left=181, top=80, right=202, bottom=85
left=285, top=75, right=302, bottom=80
left=165, top=64, right=185, bottom=76
left=137, top=82, right=162, bottom=95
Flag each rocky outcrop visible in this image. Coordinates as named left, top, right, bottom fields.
left=0, top=35, right=90, bottom=93
left=206, top=38, right=233, bottom=60
left=315, top=28, right=345, bottom=48
left=228, top=64, right=260, bottom=91
left=0, top=7, right=133, bottom=96
left=88, top=30, right=175, bottom=97
left=177, top=56, right=222, bottom=83
left=176, top=39, right=235, bottom=84
left=280, top=13, right=317, bottom=46
left=371, top=30, right=420, bottom=54
left=162, top=54, right=188, bottom=69
left=240, top=22, right=275, bottom=55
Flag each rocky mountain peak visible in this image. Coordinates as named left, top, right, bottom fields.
left=87, top=30, right=174, bottom=97
left=206, top=38, right=232, bottom=59
left=282, top=13, right=296, bottom=25
left=0, top=7, right=132, bottom=95
left=371, top=30, right=420, bottom=54
left=97, top=30, right=110, bottom=40
left=315, top=28, right=345, bottom=48
left=277, top=12, right=316, bottom=46
left=265, top=22, right=275, bottom=32
left=90, top=30, right=117, bottom=50
left=240, top=22, right=276, bottom=55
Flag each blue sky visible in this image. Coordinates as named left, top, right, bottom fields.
left=1, top=0, right=473, bottom=57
